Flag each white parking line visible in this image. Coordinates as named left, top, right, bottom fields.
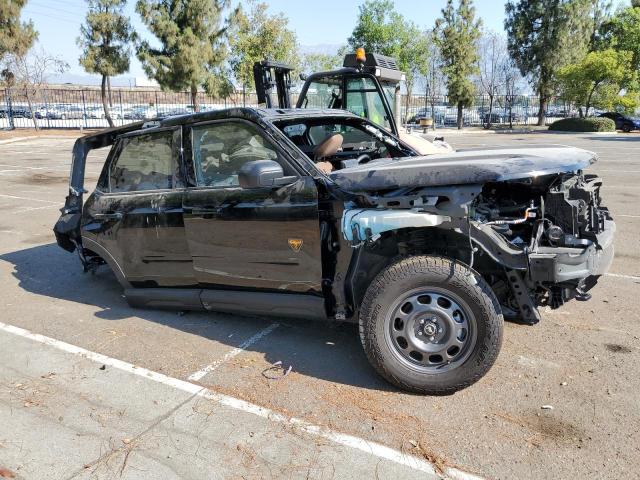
left=616, top=214, right=640, bottom=218
left=188, top=323, right=280, bottom=381
left=0, top=320, right=480, bottom=480
left=606, top=273, right=640, bottom=281
left=0, top=193, right=59, bottom=204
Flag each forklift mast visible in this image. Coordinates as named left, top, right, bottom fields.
left=252, top=60, right=294, bottom=109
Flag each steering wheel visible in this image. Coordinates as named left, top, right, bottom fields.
left=356, top=153, right=372, bottom=165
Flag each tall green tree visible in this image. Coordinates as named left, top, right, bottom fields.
left=598, top=3, right=640, bottom=72
left=505, top=0, right=593, bottom=125
left=435, top=0, right=482, bottom=129
left=78, top=0, right=134, bottom=127
left=348, top=0, right=431, bottom=122
left=228, top=0, right=298, bottom=103
left=0, top=0, right=37, bottom=59
left=348, top=0, right=398, bottom=54
left=136, top=0, right=229, bottom=111
left=557, top=49, right=637, bottom=115
left=300, top=52, right=343, bottom=75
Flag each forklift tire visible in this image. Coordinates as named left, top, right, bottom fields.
left=359, top=255, right=503, bottom=395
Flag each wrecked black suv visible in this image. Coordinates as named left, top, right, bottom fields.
left=54, top=108, right=615, bottom=394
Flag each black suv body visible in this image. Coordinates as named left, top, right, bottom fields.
left=54, top=107, right=615, bottom=394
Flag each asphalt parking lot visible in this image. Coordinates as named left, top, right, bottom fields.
left=0, top=131, right=638, bottom=479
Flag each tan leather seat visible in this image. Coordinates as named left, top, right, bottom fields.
left=314, top=133, right=343, bottom=160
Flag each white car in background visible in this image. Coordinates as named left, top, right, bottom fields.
left=85, top=106, right=122, bottom=119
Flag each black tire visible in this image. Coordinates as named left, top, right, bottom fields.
left=359, top=255, right=503, bottom=395
left=622, top=123, right=632, bottom=133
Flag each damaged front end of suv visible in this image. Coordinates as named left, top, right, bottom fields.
left=331, top=145, right=615, bottom=325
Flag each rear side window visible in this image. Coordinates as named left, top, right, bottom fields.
left=109, top=131, right=178, bottom=192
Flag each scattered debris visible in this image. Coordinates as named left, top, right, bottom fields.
left=122, top=438, right=132, bottom=445
left=541, top=405, right=554, bottom=410
left=261, top=360, right=292, bottom=380
left=40, top=372, right=56, bottom=379
left=99, top=365, right=106, bottom=371
left=560, top=382, right=568, bottom=386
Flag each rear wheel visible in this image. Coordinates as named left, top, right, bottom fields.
left=359, top=255, right=503, bottom=394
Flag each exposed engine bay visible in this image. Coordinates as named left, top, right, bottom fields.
left=340, top=169, right=614, bottom=325
left=469, top=172, right=614, bottom=322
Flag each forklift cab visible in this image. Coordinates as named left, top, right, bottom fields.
left=253, top=49, right=404, bottom=137
left=296, top=50, right=403, bottom=137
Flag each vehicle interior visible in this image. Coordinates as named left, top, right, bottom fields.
left=274, top=118, right=414, bottom=172
left=192, top=122, right=283, bottom=187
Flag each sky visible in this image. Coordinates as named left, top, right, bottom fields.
left=20, top=0, right=629, bottom=83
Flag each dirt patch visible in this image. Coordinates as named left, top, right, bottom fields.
left=493, top=410, right=585, bottom=446
left=12, top=173, right=68, bottom=185
left=0, top=129, right=99, bottom=140
left=605, top=343, right=633, bottom=353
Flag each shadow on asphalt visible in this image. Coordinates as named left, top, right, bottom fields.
left=1, top=243, right=392, bottom=392
left=584, top=134, right=640, bottom=142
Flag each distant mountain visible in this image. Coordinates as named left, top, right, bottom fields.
left=48, top=73, right=144, bottom=87
left=299, top=44, right=344, bottom=55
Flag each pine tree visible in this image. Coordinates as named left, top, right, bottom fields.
left=78, top=0, right=134, bottom=127
left=505, top=0, right=593, bottom=126
left=0, top=0, right=37, bottom=59
left=435, top=0, right=482, bottom=129
left=136, top=0, right=229, bottom=111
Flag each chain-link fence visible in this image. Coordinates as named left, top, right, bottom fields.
left=0, top=86, right=580, bottom=130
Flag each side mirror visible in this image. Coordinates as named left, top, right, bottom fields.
left=238, top=160, right=296, bottom=189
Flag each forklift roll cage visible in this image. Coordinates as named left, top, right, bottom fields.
left=253, top=52, right=404, bottom=137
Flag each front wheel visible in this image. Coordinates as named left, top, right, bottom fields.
left=622, top=123, right=632, bottom=133
left=359, top=255, right=503, bottom=395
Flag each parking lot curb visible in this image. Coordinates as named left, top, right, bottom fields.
left=0, top=320, right=484, bottom=480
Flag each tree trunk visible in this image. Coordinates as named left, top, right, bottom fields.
left=431, top=100, right=436, bottom=131
left=101, top=75, right=114, bottom=128
left=107, top=75, right=113, bottom=107
left=404, top=89, right=411, bottom=126
left=486, top=95, right=494, bottom=129
left=25, top=88, right=38, bottom=131
left=457, top=102, right=463, bottom=130
left=191, top=84, right=199, bottom=112
left=537, top=94, right=547, bottom=126
left=585, top=83, right=599, bottom=118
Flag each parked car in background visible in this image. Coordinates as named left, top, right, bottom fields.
left=85, top=106, right=122, bottom=120
left=47, top=105, right=85, bottom=120
left=0, top=105, right=31, bottom=118
left=598, top=112, right=640, bottom=133
left=124, top=105, right=157, bottom=120
left=406, top=108, right=444, bottom=125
